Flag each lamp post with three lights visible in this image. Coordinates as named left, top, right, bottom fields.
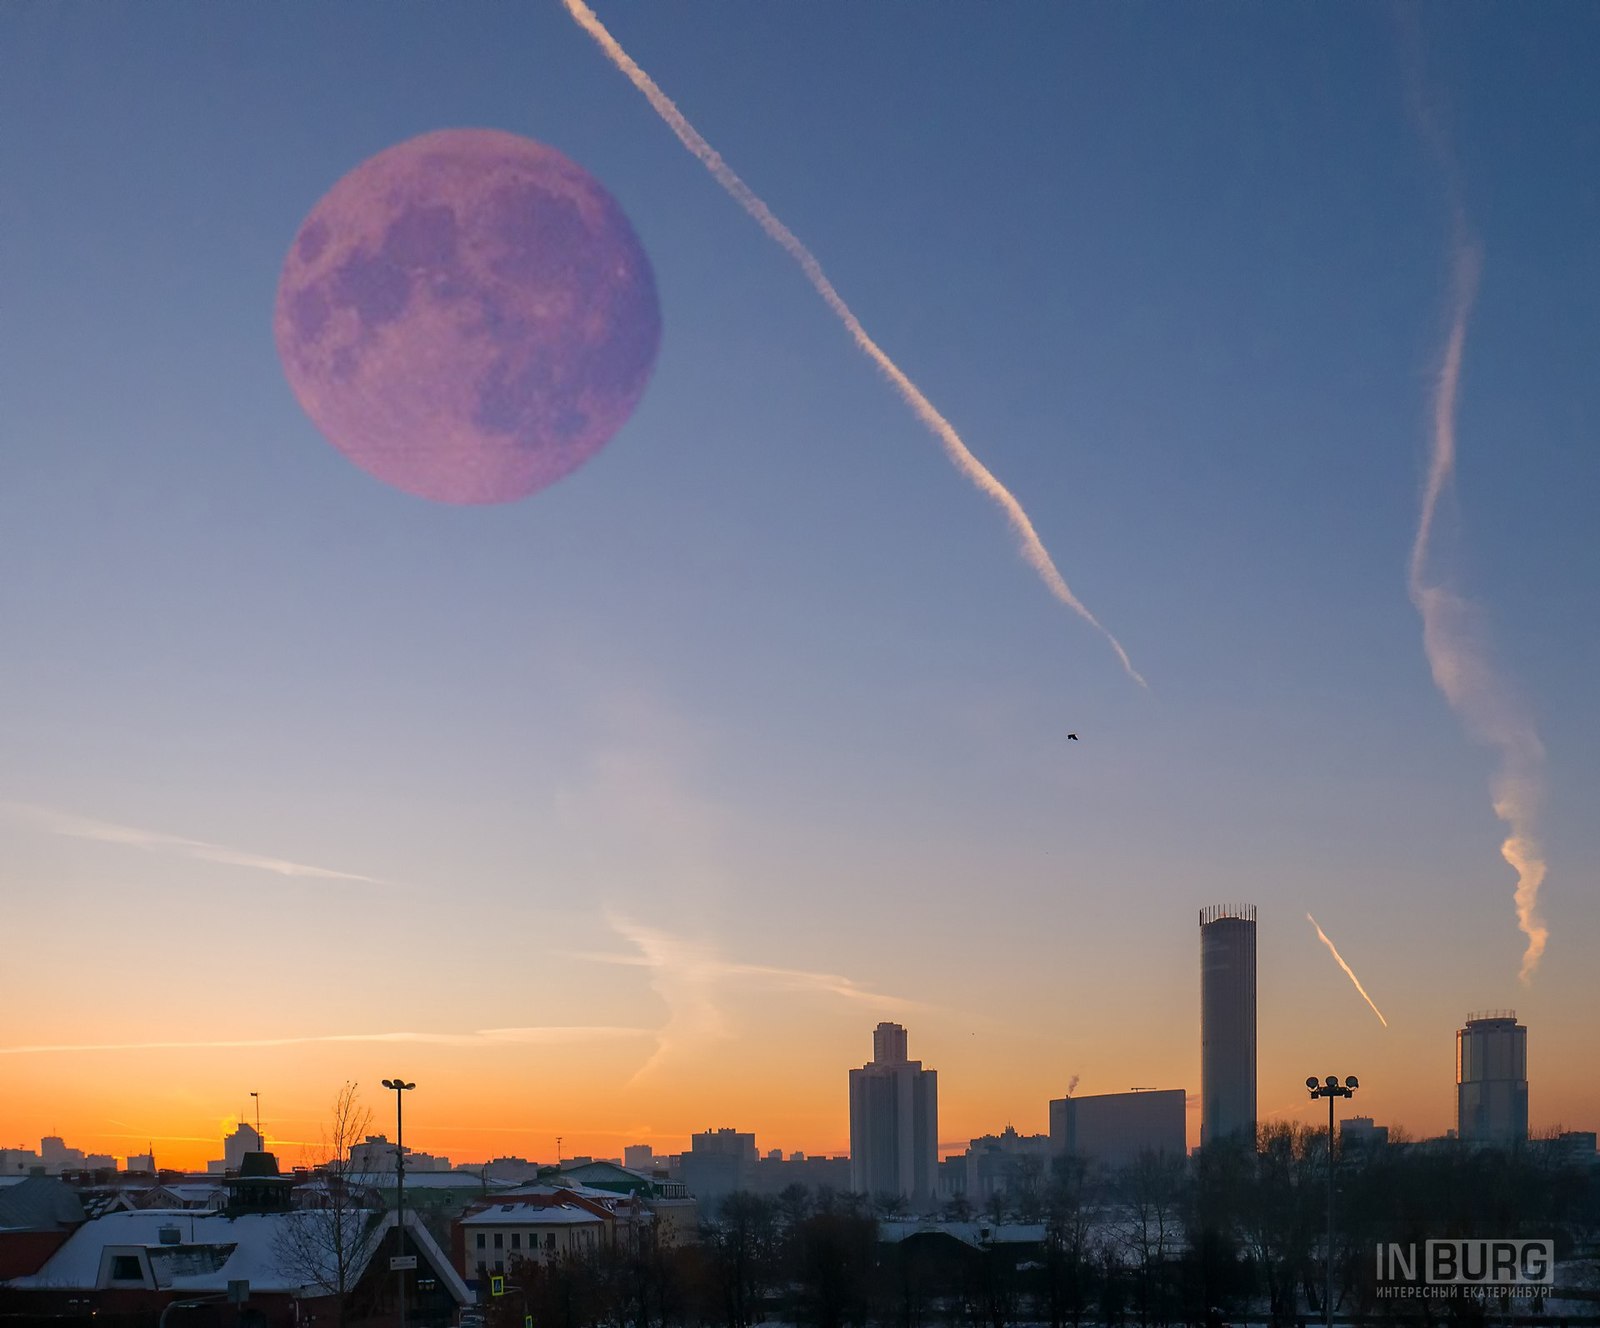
left=1306, top=1074, right=1358, bottom=1328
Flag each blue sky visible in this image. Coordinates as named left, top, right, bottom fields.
left=0, top=2, right=1595, bottom=1160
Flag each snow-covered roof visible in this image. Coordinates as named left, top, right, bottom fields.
left=9, top=1208, right=471, bottom=1304
left=352, top=1172, right=515, bottom=1191
left=148, top=1185, right=225, bottom=1202
left=496, top=1182, right=618, bottom=1203
left=558, top=1162, right=650, bottom=1181
left=0, top=1176, right=85, bottom=1230
left=461, top=1204, right=605, bottom=1228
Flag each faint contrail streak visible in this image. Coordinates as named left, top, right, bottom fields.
left=2, top=802, right=395, bottom=888
left=0, top=1026, right=650, bottom=1056
left=561, top=0, right=1144, bottom=687
left=1306, top=913, right=1389, bottom=1028
left=582, top=912, right=924, bottom=1085
left=1405, top=231, right=1550, bottom=983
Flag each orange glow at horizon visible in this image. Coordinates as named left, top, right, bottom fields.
left=4, top=1006, right=1596, bottom=1173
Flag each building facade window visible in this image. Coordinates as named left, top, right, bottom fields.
left=475, top=1233, right=485, bottom=1249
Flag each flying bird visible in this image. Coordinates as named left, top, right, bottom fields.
left=1067, top=733, right=1079, bottom=741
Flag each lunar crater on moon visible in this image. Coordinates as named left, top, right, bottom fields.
left=275, top=128, right=660, bottom=504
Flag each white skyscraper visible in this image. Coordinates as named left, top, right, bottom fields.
left=223, top=1123, right=263, bottom=1170
left=848, top=1022, right=937, bottom=1206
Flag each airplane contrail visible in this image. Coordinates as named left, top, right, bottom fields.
left=0, top=1026, right=649, bottom=1056
left=1306, top=913, right=1389, bottom=1028
left=2, top=801, right=396, bottom=888
left=1405, top=231, right=1550, bottom=983
left=560, top=0, right=1144, bottom=687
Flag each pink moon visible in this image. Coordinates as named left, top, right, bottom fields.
left=274, top=129, right=660, bottom=504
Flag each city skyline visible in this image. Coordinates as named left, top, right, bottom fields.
left=0, top=992, right=1580, bottom=1174
left=3, top=3, right=1598, bottom=1172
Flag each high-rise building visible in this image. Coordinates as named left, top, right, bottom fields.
left=848, top=1022, right=937, bottom=1206
left=1049, top=1088, right=1187, bottom=1169
left=680, top=1128, right=757, bottom=1205
left=223, top=1123, right=263, bottom=1171
left=38, top=1136, right=86, bottom=1175
left=874, top=1022, right=908, bottom=1063
left=1200, top=904, right=1257, bottom=1148
left=1457, top=1011, right=1528, bottom=1145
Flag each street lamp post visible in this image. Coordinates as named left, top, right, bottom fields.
left=1306, top=1074, right=1358, bottom=1328
left=382, top=1078, right=416, bottom=1328
left=249, top=1092, right=261, bottom=1150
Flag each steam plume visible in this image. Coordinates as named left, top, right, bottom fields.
left=1399, top=18, right=1552, bottom=982
left=561, top=0, right=1144, bottom=686
left=1408, top=242, right=1550, bottom=983
left=1306, top=913, right=1389, bottom=1028
left=1066, top=1074, right=1080, bottom=1096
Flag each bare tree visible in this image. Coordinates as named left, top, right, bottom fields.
left=274, top=1082, right=382, bottom=1328
left=874, top=1191, right=909, bottom=1222
left=1040, top=1156, right=1098, bottom=1328
left=1238, top=1122, right=1321, bottom=1326
left=703, top=1192, right=780, bottom=1328
left=941, top=1193, right=975, bottom=1223
left=1117, top=1151, right=1184, bottom=1328
left=983, top=1187, right=1010, bottom=1228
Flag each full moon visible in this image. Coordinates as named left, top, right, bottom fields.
left=274, top=129, right=660, bottom=504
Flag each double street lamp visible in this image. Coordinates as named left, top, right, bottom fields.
left=382, top=1078, right=416, bottom=1328
left=1306, top=1074, right=1358, bottom=1328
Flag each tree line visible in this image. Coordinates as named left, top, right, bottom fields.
left=480, top=1123, right=1600, bottom=1328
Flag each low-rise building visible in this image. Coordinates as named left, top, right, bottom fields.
left=749, top=1152, right=851, bottom=1196
left=0, top=1149, right=43, bottom=1178
left=0, top=1201, right=469, bottom=1328
left=962, top=1128, right=1053, bottom=1202
left=1340, top=1116, right=1390, bottom=1150
left=0, top=1177, right=84, bottom=1281
left=1049, top=1088, right=1187, bottom=1171
left=456, top=1198, right=613, bottom=1280
left=554, top=1161, right=686, bottom=1200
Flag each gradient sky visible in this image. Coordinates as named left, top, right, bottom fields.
left=2, top=2, right=1597, bottom=1170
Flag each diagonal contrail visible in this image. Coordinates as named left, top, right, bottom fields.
left=1401, top=54, right=1552, bottom=982
left=561, top=0, right=1144, bottom=687
left=1306, top=913, right=1389, bottom=1028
